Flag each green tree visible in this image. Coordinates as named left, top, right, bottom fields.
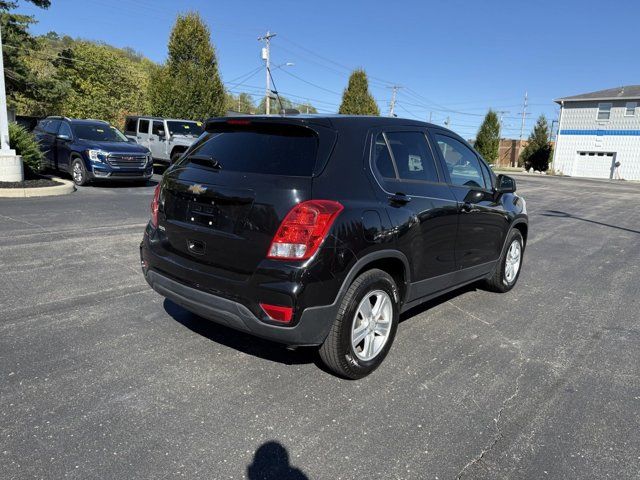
left=0, top=0, right=53, bottom=108
left=338, top=69, right=379, bottom=115
left=54, top=40, right=155, bottom=126
left=257, top=95, right=317, bottom=115
left=474, top=110, right=500, bottom=163
left=296, top=102, right=317, bottom=114
left=149, top=12, right=225, bottom=120
left=225, top=92, right=255, bottom=114
left=258, top=95, right=295, bottom=115
left=520, top=115, right=553, bottom=171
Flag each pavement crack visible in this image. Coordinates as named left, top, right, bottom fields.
left=449, top=301, right=527, bottom=479
left=0, top=212, right=142, bottom=275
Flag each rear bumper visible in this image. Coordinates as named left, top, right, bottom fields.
left=143, top=268, right=337, bottom=346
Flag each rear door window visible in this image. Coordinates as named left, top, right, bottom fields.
left=138, top=119, right=150, bottom=134
left=385, top=131, right=439, bottom=183
left=183, top=124, right=318, bottom=176
left=45, top=120, right=61, bottom=135
left=35, top=119, right=49, bottom=133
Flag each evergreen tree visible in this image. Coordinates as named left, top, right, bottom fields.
left=338, top=69, right=379, bottom=115
left=520, top=115, right=552, bottom=171
left=474, top=110, right=500, bottom=163
left=148, top=12, right=225, bottom=120
left=0, top=0, right=54, bottom=108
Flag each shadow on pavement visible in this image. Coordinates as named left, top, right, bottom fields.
left=247, top=441, right=309, bottom=480
left=542, top=210, right=640, bottom=234
left=86, top=178, right=159, bottom=188
left=400, top=283, right=478, bottom=322
left=163, top=299, right=317, bottom=366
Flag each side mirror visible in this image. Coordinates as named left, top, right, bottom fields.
left=157, top=130, right=166, bottom=138
left=496, top=174, right=516, bottom=193
left=57, top=134, right=71, bottom=141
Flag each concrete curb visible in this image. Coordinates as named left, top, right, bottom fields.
left=0, top=176, right=75, bottom=198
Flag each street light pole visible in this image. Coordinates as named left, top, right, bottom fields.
left=0, top=22, right=22, bottom=182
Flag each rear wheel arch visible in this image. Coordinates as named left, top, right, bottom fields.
left=170, top=146, right=187, bottom=158
left=68, top=152, right=84, bottom=172
left=343, top=252, right=410, bottom=306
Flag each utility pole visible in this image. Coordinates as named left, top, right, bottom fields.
left=0, top=22, right=22, bottom=181
left=388, top=85, right=400, bottom=117
left=429, top=112, right=433, bottom=123
left=496, top=110, right=510, bottom=139
left=495, top=110, right=510, bottom=165
left=258, top=31, right=276, bottom=115
left=519, top=91, right=528, bottom=141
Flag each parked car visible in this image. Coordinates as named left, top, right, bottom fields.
left=140, top=115, right=528, bottom=379
left=34, top=116, right=153, bottom=186
left=124, top=116, right=203, bottom=164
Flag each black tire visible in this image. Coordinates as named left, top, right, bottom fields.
left=70, top=157, right=89, bottom=186
left=170, top=151, right=184, bottom=165
left=484, top=229, right=524, bottom=293
left=319, top=269, right=400, bottom=379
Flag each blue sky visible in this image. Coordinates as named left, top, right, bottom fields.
left=17, top=0, right=640, bottom=139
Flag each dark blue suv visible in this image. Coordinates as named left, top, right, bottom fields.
left=34, top=117, right=153, bottom=186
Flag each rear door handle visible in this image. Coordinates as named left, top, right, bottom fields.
left=389, top=193, right=411, bottom=205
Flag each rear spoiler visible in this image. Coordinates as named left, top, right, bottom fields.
left=204, top=116, right=334, bottom=133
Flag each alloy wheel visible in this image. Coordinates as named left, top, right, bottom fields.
left=504, top=239, right=522, bottom=284
left=73, top=163, right=84, bottom=184
left=351, top=290, right=393, bottom=361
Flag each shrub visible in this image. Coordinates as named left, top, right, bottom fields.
left=8, top=122, right=45, bottom=174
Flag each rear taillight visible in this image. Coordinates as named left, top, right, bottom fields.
left=150, top=184, right=160, bottom=227
left=267, top=200, right=344, bottom=260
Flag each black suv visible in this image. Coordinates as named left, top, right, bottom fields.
left=34, top=117, right=153, bottom=186
left=140, top=116, right=527, bottom=379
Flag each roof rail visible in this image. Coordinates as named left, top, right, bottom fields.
left=46, top=115, right=72, bottom=121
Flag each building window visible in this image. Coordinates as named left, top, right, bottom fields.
left=625, top=102, right=637, bottom=116
left=597, top=103, right=612, bottom=120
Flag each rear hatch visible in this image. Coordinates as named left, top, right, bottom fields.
left=158, top=118, right=336, bottom=278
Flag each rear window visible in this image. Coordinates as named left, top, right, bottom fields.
left=124, top=118, right=137, bottom=133
left=167, top=121, right=203, bottom=137
left=181, top=124, right=318, bottom=176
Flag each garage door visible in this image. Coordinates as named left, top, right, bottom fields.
left=573, top=151, right=615, bottom=179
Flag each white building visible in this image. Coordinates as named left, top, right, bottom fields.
left=553, top=86, right=640, bottom=180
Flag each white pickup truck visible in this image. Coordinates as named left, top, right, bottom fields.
left=124, top=116, right=203, bottom=164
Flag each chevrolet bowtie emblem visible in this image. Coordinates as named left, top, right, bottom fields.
left=188, top=184, right=207, bottom=195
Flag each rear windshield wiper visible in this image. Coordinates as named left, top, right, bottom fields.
left=187, top=154, right=222, bottom=169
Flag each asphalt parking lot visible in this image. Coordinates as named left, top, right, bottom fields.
left=1, top=173, right=639, bottom=479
